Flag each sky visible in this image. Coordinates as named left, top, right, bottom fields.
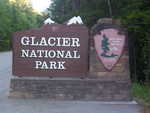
left=30, top=0, right=52, bottom=12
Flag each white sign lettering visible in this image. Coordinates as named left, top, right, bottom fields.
left=21, top=36, right=80, bottom=47
left=20, top=36, right=81, bottom=70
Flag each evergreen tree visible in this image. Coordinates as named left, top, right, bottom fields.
left=101, top=34, right=110, bottom=56
left=101, top=34, right=118, bottom=58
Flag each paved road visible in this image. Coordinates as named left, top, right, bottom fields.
left=0, top=52, right=141, bottom=113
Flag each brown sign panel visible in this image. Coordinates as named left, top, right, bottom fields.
left=93, top=24, right=126, bottom=70
left=12, top=24, right=89, bottom=77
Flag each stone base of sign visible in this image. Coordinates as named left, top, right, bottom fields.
left=9, top=75, right=132, bottom=101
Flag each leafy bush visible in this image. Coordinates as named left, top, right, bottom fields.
left=0, top=0, right=44, bottom=51
left=132, top=83, right=150, bottom=108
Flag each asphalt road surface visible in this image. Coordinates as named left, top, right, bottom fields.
left=0, top=51, right=141, bottom=113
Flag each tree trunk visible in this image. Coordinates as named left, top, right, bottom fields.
left=72, top=0, right=80, bottom=10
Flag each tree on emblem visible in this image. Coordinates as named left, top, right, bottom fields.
left=101, top=34, right=118, bottom=58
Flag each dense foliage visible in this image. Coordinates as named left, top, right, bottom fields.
left=48, top=0, right=129, bottom=26
left=0, top=0, right=44, bottom=51
left=122, top=0, right=150, bottom=83
left=132, top=83, right=150, bottom=109
left=48, top=0, right=150, bottom=82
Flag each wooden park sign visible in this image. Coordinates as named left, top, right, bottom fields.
left=12, top=24, right=89, bottom=77
left=10, top=19, right=132, bottom=101
left=93, top=24, right=126, bottom=70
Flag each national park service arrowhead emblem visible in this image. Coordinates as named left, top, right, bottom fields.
left=94, top=26, right=126, bottom=70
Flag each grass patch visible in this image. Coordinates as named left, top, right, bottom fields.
left=132, top=83, right=150, bottom=110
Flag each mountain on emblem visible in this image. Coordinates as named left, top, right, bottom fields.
left=94, top=27, right=126, bottom=71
